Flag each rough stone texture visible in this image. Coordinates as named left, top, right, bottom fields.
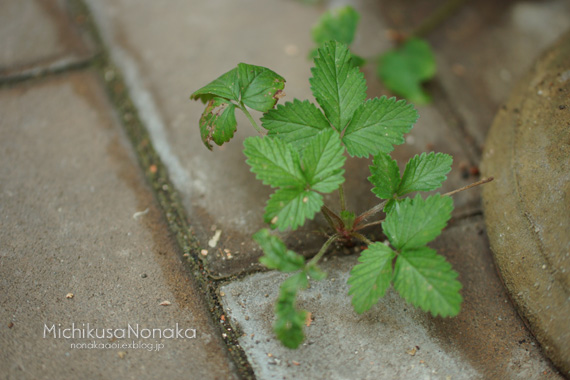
left=482, top=31, right=570, bottom=376
left=0, top=72, right=237, bottom=380
left=221, top=218, right=560, bottom=379
left=0, top=0, right=93, bottom=79
left=86, top=0, right=481, bottom=277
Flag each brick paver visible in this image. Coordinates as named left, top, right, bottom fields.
left=0, top=72, right=237, bottom=379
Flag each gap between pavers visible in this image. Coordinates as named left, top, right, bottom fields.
left=85, top=0, right=484, bottom=279
left=220, top=217, right=562, bottom=379
left=0, top=71, right=237, bottom=379
left=0, top=0, right=95, bottom=82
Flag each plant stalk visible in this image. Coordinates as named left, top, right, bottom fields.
left=239, top=103, right=263, bottom=134
left=444, top=177, right=494, bottom=197
left=321, top=207, right=336, bottom=231
left=321, top=204, right=344, bottom=228
left=353, top=219, right=384, bottom=232
left=338, top=185, right=346, bottom=212
left=354, top=200, right=387, bottom=226
left=411, top=0, right=466, bottom=38
left=351, top=232, right=374, bottom=246
left=308, top=234, right=339, bottom=267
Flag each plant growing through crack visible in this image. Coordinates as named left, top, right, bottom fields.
left=191, top=41, right=491, bottom=348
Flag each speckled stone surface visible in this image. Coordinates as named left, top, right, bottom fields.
left=482, top=31, right=570, bottom=376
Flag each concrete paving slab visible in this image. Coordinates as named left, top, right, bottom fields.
left=0, top=0, right=94, bottom=80
left=380, top=0, right=570, bottom=150
left=0, top=72, right=237, bottom=379
left=220, top=218, right=562, bottom=379
left=86, top=0, right=483, bottom=278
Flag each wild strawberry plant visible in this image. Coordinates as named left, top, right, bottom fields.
left=191, top=41, right=485, bottom=349
left=310, top=5, right=437, bottom=104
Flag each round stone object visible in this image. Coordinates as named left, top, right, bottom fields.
left=482, top=31, right=570, bottom=375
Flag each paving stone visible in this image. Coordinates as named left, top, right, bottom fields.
left=380, top=0, right=570, bottom=150
left=220, top=217, right=562, bottom=379
left=87, top=0, right=482, bottom=277
left=482, top=31, right=570, bottom=375
left=0, top=72, right=237, bottom=379
left=0, top=0, right=93, bottom=80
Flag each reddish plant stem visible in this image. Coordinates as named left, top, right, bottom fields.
left=443, top=177, right=494, bottom=197
left=321, top=205, right=343, bottom=229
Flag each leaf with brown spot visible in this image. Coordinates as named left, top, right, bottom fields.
left=199, top=97, right=237, bottom=150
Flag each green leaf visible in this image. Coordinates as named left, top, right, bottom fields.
left=349, top=54, right=366, bottom=68
left=398, top=152, right=452, bottom=196
left=198, top=98, right=237, bottom=150
left=310, top=41, right=367, bottom=132
left=264, top=188, right=323, bottom=231
left=302, top=129, right=346, bottom=193
left=343, top=96, right=418, bottom=157
left=254, top=229, right=305, bottom=272
left=393, top=247, right=462, bottom=317
left=377, top=38, right=436, bottom=104
left=348, top=243, right=395, bottom=314
left=340, top=210, right=356, bottom=230
left=383, top=199, right=398, bottom=214
left=191, top=67, right=240, bottom=103
left=237, top=63, right=286, bottom=112
left=275, top=272, right=308, bottom=349
left=243, top=136, right=305, bottom=188
left=261, top=99, right=330, bottom=150
left=368, top=152, right=401, bottom=199
left=383, top=194, right=453, bottom=250
left=311, top=6, right=360, bottom=52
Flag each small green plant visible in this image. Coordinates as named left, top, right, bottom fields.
left=310, top=5, right=436, bottom=104
left=191, top=41, right=488, bottom=349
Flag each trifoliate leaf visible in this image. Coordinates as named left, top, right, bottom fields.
left=393, top=247, right=462, bottom=317
left=237, top=63, right=286, bottom=112
left=343, top=96, right=418, bottom=157
left=264, top=188, right=323, bottom=231
left=348, top=243, right=395, bottom=314
left=198, top=97, right=237, bottom=150
left=275, top=272, right=308, bottom=349
left=302, top=129, right=346, bottom=193
left=254, top=229, right=305, bottom=272
left=310, top=41, right=367, bottom=132
left=377, top=38, right=436, bottom=104
left=397, top=152, right=452, bottom=196
left=383, top=194, right=453, bottom=250
left=243, top=136, right=305, bottom=188
left=261, top=99, right=330, bottom=150
left=368, top=152, right=401, bottom=199
left=191, top=67, right=240, bottom=103
left=310, top=6, right=360, bottom=57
